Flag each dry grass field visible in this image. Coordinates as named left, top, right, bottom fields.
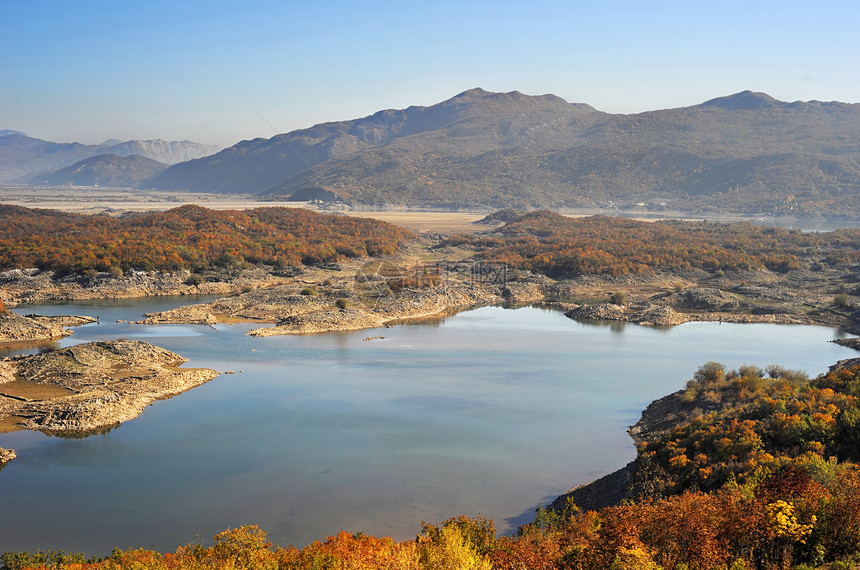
left=342, top=211, right=487, bottom=233
left=0, top=185, right=809, bottom=233
left=0, top=186, right=491, bottom=233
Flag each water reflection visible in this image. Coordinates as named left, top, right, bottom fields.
left=0, top=338, right=60, bottom=357
left=0, top=301, right=855, bottom=555
left=42, top=425, right=120, bottom=439
left=567, top=318, right=629, bottom=333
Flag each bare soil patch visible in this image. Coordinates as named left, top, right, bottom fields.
left=0, top=379, right=75, bottom=401
left=343, top=211, right=488, bottom=233
left=0, top=340, right=219, bottom=438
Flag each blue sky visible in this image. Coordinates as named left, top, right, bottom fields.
left=2, top=0, right=858, bottom=148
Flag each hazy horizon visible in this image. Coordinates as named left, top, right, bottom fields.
left=3, top=0, right=859, bottom=148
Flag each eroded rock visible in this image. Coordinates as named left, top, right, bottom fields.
left=0, top=312, right=96, bottom=343
left=0, top=340, right=219, bottom=434
left=565, top=303, right=627, bottom=321
left=0, top=447, right=15, bottom=467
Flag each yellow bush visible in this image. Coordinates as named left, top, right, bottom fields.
left=765, top=500, right=815, bottom=544
left=418, top=525, right=492, bottom=570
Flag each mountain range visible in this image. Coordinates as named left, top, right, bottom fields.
left=0, top=133, right=219, bottom=182
left=6, top=89, right=860, bottom=216
left=148, top=89, right=860, bottom=216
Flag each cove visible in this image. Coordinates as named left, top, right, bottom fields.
left=0, top=298, right=854, bottom=555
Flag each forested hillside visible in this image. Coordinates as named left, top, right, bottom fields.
left=0, top=205, right=410, bottom=276
left=451, top=210, right=860, bottom=277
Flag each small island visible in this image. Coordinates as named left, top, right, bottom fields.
left=0, top=340, right=219, bottom=466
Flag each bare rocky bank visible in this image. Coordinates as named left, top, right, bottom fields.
left=0, top=267, right=284, bottom=306
left=0, top=446, right=14, bottom=467
left=133, top=265, right=860, bottom=336
left=0, top=340, right=219, bottom=466
left=4, top=241, right=860, bottom=496
left=4, top=235, right=858, bottom=336
left=0, top=311, right=97, bottom=344
left=128, top=253, right=545, bottom=334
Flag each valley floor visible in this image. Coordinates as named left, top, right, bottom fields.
left=4, top=185, right=854, bottom=233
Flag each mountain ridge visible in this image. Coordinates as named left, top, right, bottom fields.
left=237, top=88, right=860, bottom=216
left=0, top=135, right=219, bottom=182
left=149, top=88, right=606, bottom=195
left=9, top=89, right=860, bottom=217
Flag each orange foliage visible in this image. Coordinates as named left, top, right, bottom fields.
left=8, top=469, right=860, bottom=569
left=0, top=204, right=411, bottom=275
left=635, top=362, right=860, bottom=500
left=452, top=211, right=860, bottom=277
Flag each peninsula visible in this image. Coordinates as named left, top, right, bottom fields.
left=0, top=340, right=219, bottom=453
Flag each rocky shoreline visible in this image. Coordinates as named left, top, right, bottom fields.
left=3, top=240, right=860, bottom=505
left=0, top=266, right=285, bottom=306
left=3, top=234, right=857, bottom=336
left=62, top=242, right=851, bottom=338
left=0, top=311, right=97, bottom=344
left=128, top=266, right=857, bottom=337
left=0, top=340, right=219, bottom=466
left=0, top=446, right=14, bottom=467
left=135, top=278, right=510, bottom=336
left=0, top=309, right=219, bottom=470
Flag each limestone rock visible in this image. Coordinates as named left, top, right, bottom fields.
left=0, top=312, right=95, bottom=343
left=0, top=447, right=15, bottom=467
left=565, top=303, right=626, bottom=321
left=0, top=340, right=219, bottom=434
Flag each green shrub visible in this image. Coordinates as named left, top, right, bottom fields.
left=184, top=273, right=205, bottom=286
left=0, top=550, right=90, bottom=570
left=833, top=293, right=851, bottom=308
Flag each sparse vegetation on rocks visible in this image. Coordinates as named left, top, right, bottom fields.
left=0, top=340, right=218, bottom=436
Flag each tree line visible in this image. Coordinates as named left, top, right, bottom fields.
left=0, top=204, right=411, bottom=276
left=448, top=211, right=860, bottom=277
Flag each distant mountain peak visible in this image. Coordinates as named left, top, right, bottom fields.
left=100, top=88, right=860, bottom=218
left=450, top=87, right=561, bottom=104
left=453, top=87, right=493, bottom=99
left=0, top=134, right=219, bottom=182
left=700, top=90, right=782, bottom=110
left=100, top=139, right=220, bottom=164
left=439, top=88, right=586, bottom=114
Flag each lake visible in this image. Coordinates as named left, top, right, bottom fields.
left=0, top=298, right=854, bottom=555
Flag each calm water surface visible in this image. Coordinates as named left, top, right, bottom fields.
left=0, top=298, right=854, bottom=554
